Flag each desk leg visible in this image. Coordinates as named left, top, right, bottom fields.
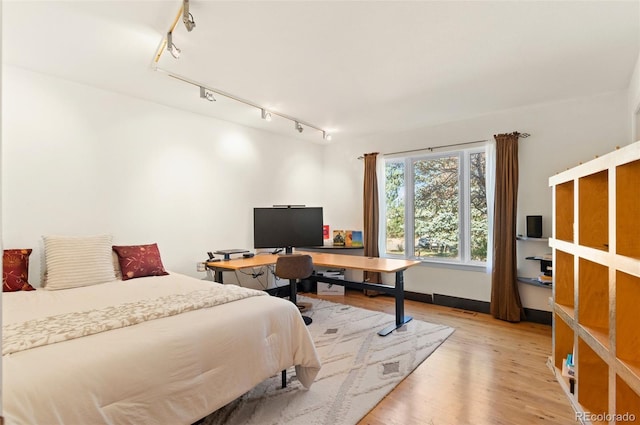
left=377, top=269, right=413, bottom=336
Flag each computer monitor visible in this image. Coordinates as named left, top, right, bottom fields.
left=253, top=206, right=323, bottom=254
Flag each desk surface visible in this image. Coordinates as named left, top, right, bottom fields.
left=206, top=251, right=420, bottom=273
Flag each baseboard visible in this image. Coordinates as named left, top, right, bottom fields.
left=404, top=291, right=433, bottom=304
left=407, top=291, right=552, bottom=325
left=522, top=308, right=552, bottom=325
left=432, top=293, right=491, bottom=314
left=307, top=288, right=552, bottom=325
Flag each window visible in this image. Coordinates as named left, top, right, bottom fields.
left=384, top=147, right=489, bottom=266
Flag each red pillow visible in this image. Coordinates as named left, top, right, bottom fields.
left=3, top=249, right=36, bottom=292
left=112, top=243, right=169, bottom=281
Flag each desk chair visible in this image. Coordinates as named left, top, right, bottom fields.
left=275, top=254, right=313, bottom=326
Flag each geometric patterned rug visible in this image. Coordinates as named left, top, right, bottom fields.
left=203, top=296, right=454, bottom=425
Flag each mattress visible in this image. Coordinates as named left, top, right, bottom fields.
left=2, top=273, right=321, bottom=424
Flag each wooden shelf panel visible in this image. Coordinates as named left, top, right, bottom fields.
left=578, top=258, right=609, bottom=332
left=616, top=270, right=640, bottom=365
left=555, top=250, right=574, bottom=307
left=549, top=240, right=613, bottom=269
left=616, top=358, right=640, bottom=401
left=554, top=313, right=575, bottom=371
left=577, top=338, right=609, bottom=417
left=554, top=302, right=575, bottom=323
left=616, top=159, right=640, bottom=260
left=578, top=170, right=609, bottom=251
left=614, top=253, right=640, bottom=279
left=616, top=374, right=640, bottom=421
left=555, top=181, right=575, bottom=243
left=578, top=324, right=610, bottom=354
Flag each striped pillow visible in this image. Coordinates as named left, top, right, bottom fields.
left=43, top=234, right=116, bottom=290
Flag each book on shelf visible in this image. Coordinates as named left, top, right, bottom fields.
left=350, top=230, right=363, bottom=247
left=333, top=230, right=345, bottom=246
left=538, top=274, right=552, bottom=284
left=345, top=230, right=353, bottom=247
left=323, top=225, right=330, bottom=240
left=562, top=354, right=575, bottom=378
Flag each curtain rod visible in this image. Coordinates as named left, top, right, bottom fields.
left=357, top=133, right=530, bottom=159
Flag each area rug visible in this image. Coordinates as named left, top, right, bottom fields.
left=203, top=296, right=454, bottom=425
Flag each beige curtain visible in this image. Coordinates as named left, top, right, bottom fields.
left=363, top=153, right=382, bottom=293
left=490, top=133, right=525, bottom=322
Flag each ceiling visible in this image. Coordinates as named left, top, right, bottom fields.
left=3, top=1, right=639, bottom=143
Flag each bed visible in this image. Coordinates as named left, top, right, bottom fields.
left=2, top=272, right=321, bottom=424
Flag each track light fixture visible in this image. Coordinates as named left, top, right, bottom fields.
left=182, top=0, right=196, bottom=32
left=323, top=131, right=332, bottom=141
left=166, top=31, right=181, bottom=59
left=261, top=109, right=272, bottom=122
left=199, top=86, right=216, bottom=102
left=295, top=121, right=304, bottom=133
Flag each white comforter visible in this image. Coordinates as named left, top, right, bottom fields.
left=2, top=273, right=321, bottom=425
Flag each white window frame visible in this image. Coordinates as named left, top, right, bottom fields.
left=382, top=146, right=490, bottom=271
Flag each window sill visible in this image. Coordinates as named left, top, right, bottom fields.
left=384, top=254, right=487, bottom=272
left=417, top=260, right=487, bottom=272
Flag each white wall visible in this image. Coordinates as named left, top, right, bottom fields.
left=629, top=44, right=640, bottom=141
left=1, top=66, right=325, bottom=287
left=323, top=91, right=629, bottom=311
left=2, top=64, right=633, bottom=312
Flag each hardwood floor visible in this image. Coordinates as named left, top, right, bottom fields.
left=306, top=290, right=577, bottom=425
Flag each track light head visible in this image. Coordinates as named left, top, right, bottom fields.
left=261, top=109, right=272, bottom=122
left=323, top=131, right=332, bottom=141
left=183, top=0, right=196, bottom=31
left=166, top=32, right=181, bottom=59
left=199, top=86, right=216, bottom=102
left=295, top=121, right=304, bottom=133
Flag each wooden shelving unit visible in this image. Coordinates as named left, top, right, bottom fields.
left=549, top=141, right=640, bottom=424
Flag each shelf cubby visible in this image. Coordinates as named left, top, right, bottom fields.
left=616, top=270, right=640, bottom=365
left=578, top=170, right=609, bottom=251
left=554, top=313, right=574, bottom=371
left=555, top=181, right=574, bottom=243
left=578, top=258, right=609, bottom=343
left=616, top=375, right=640, bottom=421
left=616, top=159, right=640, bottom=260
left=555, top=250, right=574, bottom=308
left=577, top=338, right=608, bottom=419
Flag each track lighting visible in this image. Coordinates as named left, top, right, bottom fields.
left=261, top=109, right=272, bottom=122
left=323, top=132, right=332, bottom=141
left=166, top=31, right=181, bottom=59
left=182, top=0, right=196, bottom=32
left=295, top=121, right=304, bottom=133
left=199, top=86, right=216, bottom=102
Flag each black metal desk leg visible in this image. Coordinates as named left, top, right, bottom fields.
left=377, top=269, right=413, bottom=336
left=289, top=279, right=297, bottom=305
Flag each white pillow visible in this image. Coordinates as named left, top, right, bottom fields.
left=43, top=234, right=116, bottom=290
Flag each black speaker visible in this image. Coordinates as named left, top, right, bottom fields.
left=526, top=215, right=543, bottom=238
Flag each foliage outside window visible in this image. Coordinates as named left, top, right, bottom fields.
left=384, top=148, right=489, bottom=266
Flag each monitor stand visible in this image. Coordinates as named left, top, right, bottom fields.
left=214, top=249, right=250, bottom=260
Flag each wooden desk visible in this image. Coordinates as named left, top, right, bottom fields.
left=206, top=251, right=420, bottom=336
